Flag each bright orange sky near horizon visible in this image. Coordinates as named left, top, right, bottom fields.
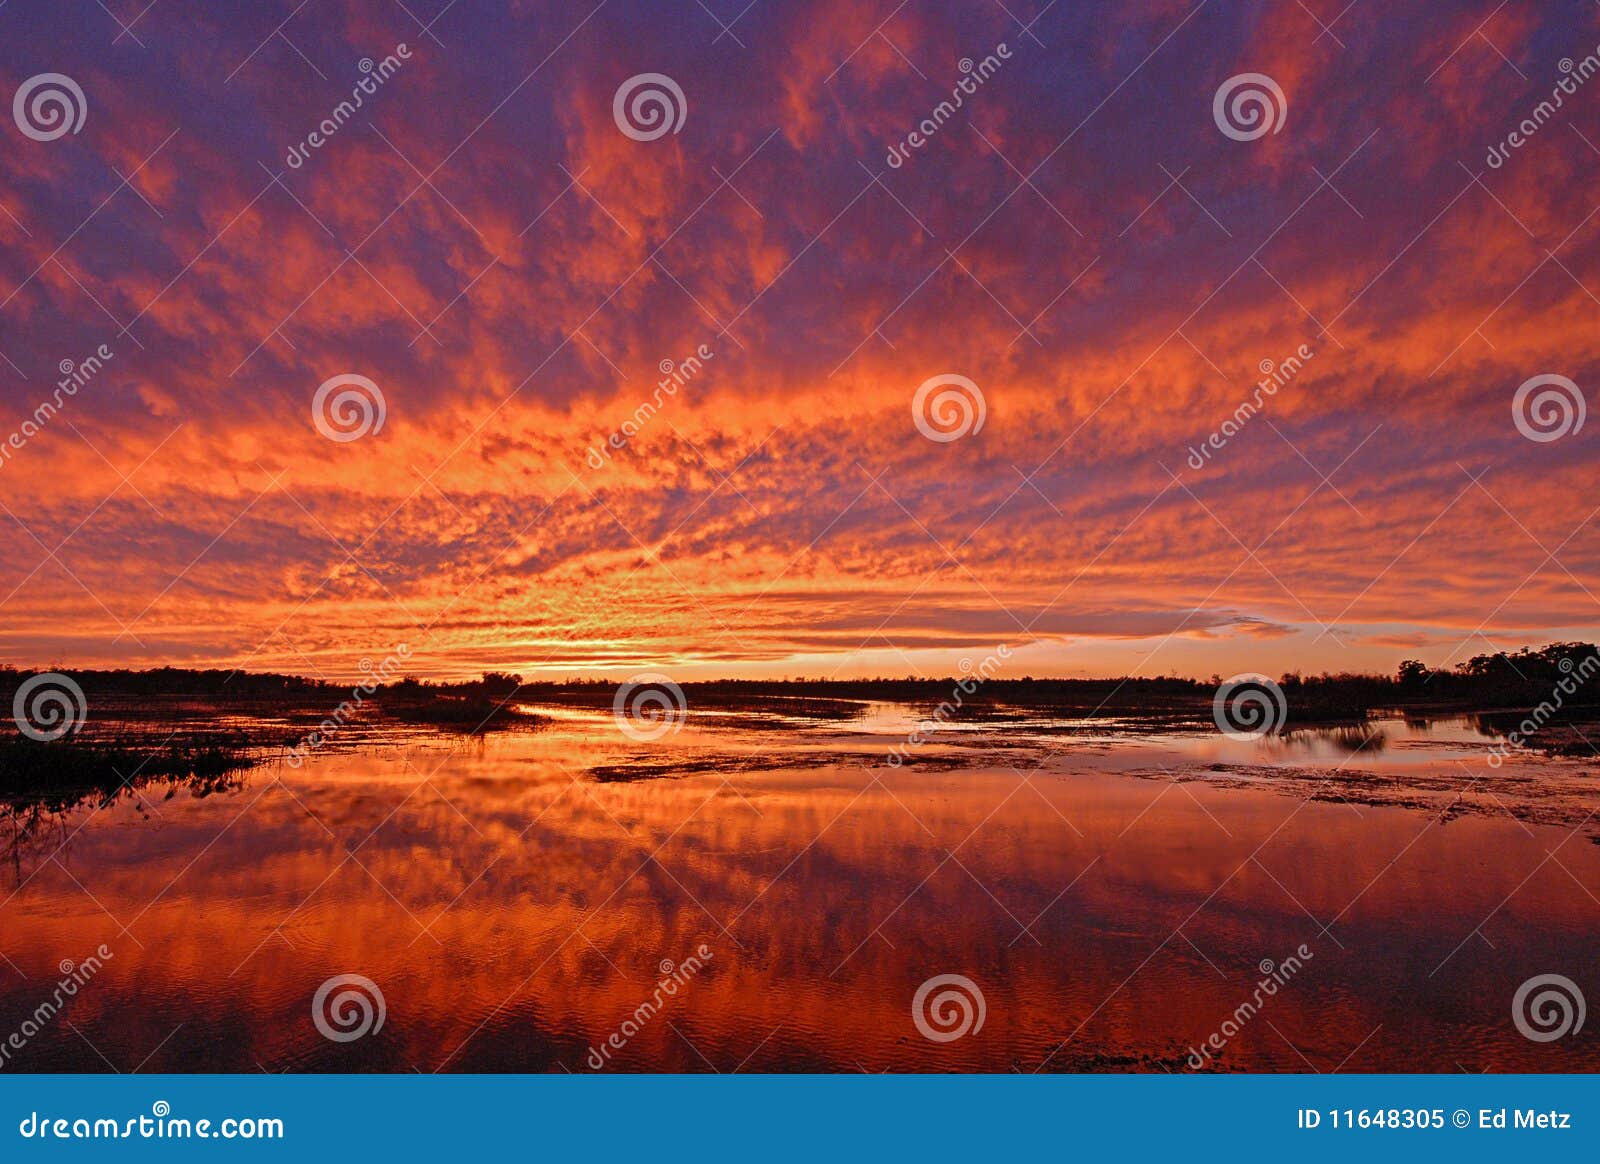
left=1, top=1, right=1598, bottom=684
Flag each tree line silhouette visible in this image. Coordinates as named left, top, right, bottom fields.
left=3, top=643, right=1597, bottom=722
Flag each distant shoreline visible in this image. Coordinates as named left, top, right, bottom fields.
left=5, top=640, right=1600, bottom=720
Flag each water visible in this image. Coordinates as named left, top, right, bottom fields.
left=2, top=705, right=1597, bottom=1072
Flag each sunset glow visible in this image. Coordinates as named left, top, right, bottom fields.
left=2, top=1, right=1597, bottom=682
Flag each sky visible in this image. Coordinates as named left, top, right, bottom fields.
left=0, top=0, right=1597, bottom=683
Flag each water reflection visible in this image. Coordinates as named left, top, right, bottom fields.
left=1283, top=725, right=1387, bottom=754
left=0, top=708, right=1596, bottom=1073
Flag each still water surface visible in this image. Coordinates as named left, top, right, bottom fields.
left=2, top=705, right=1596, bottom=1072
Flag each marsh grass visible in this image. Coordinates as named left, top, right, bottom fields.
left=0, top=733, right=256, bottom=804
left=0, top=733, right=255, bottom=879
left=373, top=693, right=543, bottom=729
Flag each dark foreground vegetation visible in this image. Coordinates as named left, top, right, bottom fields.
left=0, top=669, right=541, bottom=812
left=2, top=643, right=1596, bottom=809
left=0, top=733, right=252, bottom=871
left=5, top=643, right=1599, bottom=728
